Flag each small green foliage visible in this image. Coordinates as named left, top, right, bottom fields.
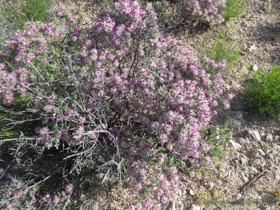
left=245, top=60, right=280, bottom=121
left=0, top=0, right=53, bottom=31
left=220, top=0, right=249, bottom=22
left=195, top=27, right=242, bottom=75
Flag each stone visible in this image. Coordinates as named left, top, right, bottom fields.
left=246, top=129, right=261, bottom=142
left=249, top=45, right=257, bottom=51
left=241, top=172, right=249, bottom=183
left=247, top=113, right=264, bottom=122
left=257, top=149, right=265, bottom=156
left=219, top=168, right=229, bottom=179
left=265, top=154, right=273, bottom=159
left=243, top=20, right=249, bottom=27
left=254, top=152, right=262, bottom=159
left=240, top=157, right=247, bottom=166
left=210, top=126, right=219, bottom=135
left=230, top=111, right=243, bottom=120
left=259, top=130, right=266, bottom=141
left=265, top=134, right=273, bottom=143
left=235, top=193, right=242, bottom=200
left=274, top=169, right=280, bottom=180
left=274, top=157, right=280, bottom=164
left=264, top=3, right=271, bottom=13
left=273, top=144, right=280, bottom=150
left=248, top=167, right=258, bottom=175
left=189, top=190, right=195, bottom=196
left=251, top=158, right=264, bottom=168
left=189, top=204, right=201, bottom=210
left=173, top=201, right=184, bottom=210
left=252, top=64, right=258, bottom=72
left=263, top=146, right=272, bottom=154
left=241, top=43, right=247, bottom=51
left=270, top=148, right=279, bottom=155
left=209, top=182, right=214, bottom=190
left=229, top=140, right=242, bottom=150
left=227, top=116, right=242, bottom=128
left=260, top=121, right=270, bottom=127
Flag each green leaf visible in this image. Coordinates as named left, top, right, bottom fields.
left=49, top=74, right=54, bottom=82
left=5, top=61, right=15, bottom=70
left=62, top=29, right=68, bottom=35
left=54, top=43, right=62, bottom=54
left=55, top=18, right=60, bottom=24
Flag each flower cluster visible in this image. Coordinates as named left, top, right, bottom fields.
left=180, top=0, right=226, bottom=24
left=121, top=153, right=186, bottom=209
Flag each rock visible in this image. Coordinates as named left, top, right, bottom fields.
left=274, top=157, right=280, bottom=164
left=210, top=126, right=219, bottom=135
left=249, top=45, right=257, bottom=51
left=257, top=149, right=265, bottom=156
left=242, top=20, right=249, bottom=27
left=251, top=158, right=265, bottom=168
left=230, top=140, right=242, bottom=150
left=265, top=154, right=273, bottom=159
left=219, top=168, right=229, bottom=179
left=189, top=189, right=195, bottom=196
left=173, top=201, right=184, bottom=210
left=210, top=126, right=220, bottom=139
left=274, top=169, right=280, bottom=180
left=265, top=134, right=273, bottom=143
left=241, top=172, right=249, bottom=183
left=230, top=111, right=243, bottom=120
left=248, top=167, right=258, bottom=176
left=270, top=148, right=279, bottom=155
left=241, top=43, right=247, bottom=51
left=264, top=3, right=271, bottom=13
left=235, top=193, right=242, bottom=200
left=224, top=83, right=230, bottom=91
left=254, top=152, right=262, bottom=159
left=271, top=32, right=280, bottom=42
left=259, top=121, right=270, bottom=127
left=227, top=116, right=242, bottom=128
left=189, top=204, right=201, bottom=210
left=245, top=129, right=261, bottom=142
left=225, top=22, right=231, bottom=28
left=251, top=64, right=258, bottom=72
left=240, top=157, right=248, bottom=166
left=263, top=146, right=271, bottom=154
left=246, top=113, right=265, bottom=122
left=259, top=130, right=266, bottom=141
left=273, top=144, right=280, bottom=150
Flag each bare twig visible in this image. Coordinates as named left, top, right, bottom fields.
left=239, top=169, right=269, bottom=194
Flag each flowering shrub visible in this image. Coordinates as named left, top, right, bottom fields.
left=138, top=0, right=172, bottom=27
left=0, top=0, right=235, bottom=209
left=178, top=0, right=227, bottom=24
